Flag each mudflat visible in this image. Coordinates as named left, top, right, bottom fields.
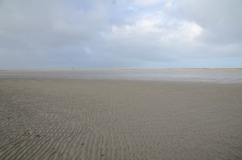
left=0, top=78, right=241, bottom=159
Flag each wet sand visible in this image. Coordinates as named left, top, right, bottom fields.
left=0, top=78, right=242, bottom=159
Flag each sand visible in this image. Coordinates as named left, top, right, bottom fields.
left=0, top=78, right=242, bottom=160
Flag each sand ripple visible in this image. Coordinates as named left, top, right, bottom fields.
left=0, top=79, right=242, bottom=159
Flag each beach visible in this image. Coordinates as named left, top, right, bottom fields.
left=0, top=76, right=242, bottom=159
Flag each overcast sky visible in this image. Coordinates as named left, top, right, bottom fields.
left=0, top=0, right=242, bottom=69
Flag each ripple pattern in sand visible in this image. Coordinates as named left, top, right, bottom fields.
left=0, top=79, right=242, bottom=160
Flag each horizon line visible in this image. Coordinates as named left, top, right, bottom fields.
left=1, top=68, right=242, bottom=71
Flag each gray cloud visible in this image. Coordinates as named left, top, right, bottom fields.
left=0, top=0, right=242, bottom=69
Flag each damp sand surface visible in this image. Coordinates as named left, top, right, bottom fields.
left=0, top=78, right=242, bottom=160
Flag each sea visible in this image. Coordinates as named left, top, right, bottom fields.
left=1, top=69, right=242, bottom=83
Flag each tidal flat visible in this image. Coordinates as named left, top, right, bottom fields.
left=0, top=70, right=242, bottom=159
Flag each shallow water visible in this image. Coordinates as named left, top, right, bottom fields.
left=1, top=69, right=242, bottom=83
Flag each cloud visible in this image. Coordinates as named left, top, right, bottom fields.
left=102, top=9, right=204, bottom=60
left=133, top=0, right=162, bottom=6
left=175, top=0, right=242, bottom=44
left=0, top=0, right=242, bottom=69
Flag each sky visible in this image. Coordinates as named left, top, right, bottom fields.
left=0, top=0, right=242, bottom=69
